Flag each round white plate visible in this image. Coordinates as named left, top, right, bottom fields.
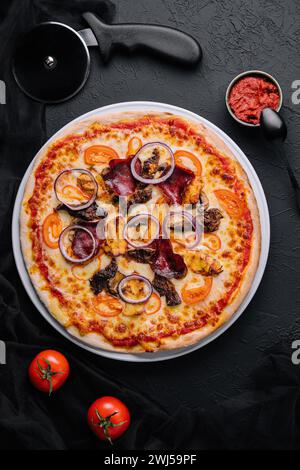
left=12, top=101, right=270, bottom=362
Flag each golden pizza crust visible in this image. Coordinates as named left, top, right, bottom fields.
left=20, top=111, right=261, bottom=354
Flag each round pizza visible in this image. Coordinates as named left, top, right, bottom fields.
left=20, top=111, right=261, bottom=353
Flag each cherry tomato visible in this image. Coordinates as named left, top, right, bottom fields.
left=28, top=350, right=70, bottom=396
left=88, top=396, right=130, bottom=444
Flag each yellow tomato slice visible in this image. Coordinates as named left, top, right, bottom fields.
left=181, top=277, right=212, bottom=305
left=174, top=150, right=202, bottom=176
left=214, top=189, right=244, bottom=219
left=145, top=292, right=161, bottom=315
left=84, top=145, right=119, bottom=165
left=60, top=184, right=89, bottom=202
left=202, top=233, right=221, bottom=252
left=92, top=294, right=124, bottom=317
left=42, top=212, right=62, bottom=249
left=126, top=137, right=142, bottom=156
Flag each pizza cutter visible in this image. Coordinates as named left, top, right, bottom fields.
left=12, top=12, right=202, bottom=103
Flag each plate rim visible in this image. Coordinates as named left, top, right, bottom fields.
left=12, top=100, right=270, bottom=362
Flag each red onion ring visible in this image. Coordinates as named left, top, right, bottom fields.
left=59, top=224, right=96, bottom=264
left=54, top=169, right=98, bottom=211
left=118, top=275, right=153, bottom=304
left=163, top=210, right=202, bottom=250
left=123, top=213, right=160, bottom=248
left=130, top=142, right=175, bottom=184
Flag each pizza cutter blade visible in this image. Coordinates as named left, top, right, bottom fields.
left=12, top=12, right=202, bottom=104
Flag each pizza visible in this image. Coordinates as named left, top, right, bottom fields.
left=20, top=111, right=261, bottom=353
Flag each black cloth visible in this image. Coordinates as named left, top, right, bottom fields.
left=1, top=0, right=300, bottom=450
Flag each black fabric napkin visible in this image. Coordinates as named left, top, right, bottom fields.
left=1, top=0, right=300, bottom=451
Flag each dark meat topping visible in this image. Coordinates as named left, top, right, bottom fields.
left=158, top=166, right=194, bottom=204
left=141, top=147, right=160, bottom=178
left=153, top=274, right=181, bottom=306
left=107, top=271, right=125, bottom=297
left=127, top=247, right=156, bottom=264
left=204, top=208, right=223, bottom=232
left=89, top=258, right=118, bottom=295
left=128, top=187, right=152, bottom=209
left=150, top=238, right=187, bottom=279
left=57, top=202, right=107, bottom=221
left=102, top=155, right=136, bottom=196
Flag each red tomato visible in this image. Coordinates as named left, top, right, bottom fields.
left=87, top=396, right=130, bottom=444
left=28, top=350, right=70, bottom=396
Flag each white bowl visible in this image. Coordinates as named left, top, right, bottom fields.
left=225, top=70, right=283, bottom=127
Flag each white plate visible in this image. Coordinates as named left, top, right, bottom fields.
left=12, top=101, right=270, bottom=362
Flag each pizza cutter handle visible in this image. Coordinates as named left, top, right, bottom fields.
left=83, top=12, right=202, bottom=66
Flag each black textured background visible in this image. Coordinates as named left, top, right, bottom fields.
left=47, top=0, right=300, bottom=409
left=1, top=0, right=300, bottom=450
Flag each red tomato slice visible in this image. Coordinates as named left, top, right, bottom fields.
left=84, top=145, right=119, bottom=165
left=174, top=150, right=202, bottom=176
left=181, top=277, right=213, bottom=305
left=126, top=137, right=142, bottom=156
left=42, top=212, right=62, bottom=249
left=214, top=189, right=244, bottom=218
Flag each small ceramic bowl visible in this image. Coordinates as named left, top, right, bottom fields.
left=225, top=70, right=283, bottom=127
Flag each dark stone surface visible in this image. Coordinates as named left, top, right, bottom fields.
left=43, top=0, right=300, bottom=412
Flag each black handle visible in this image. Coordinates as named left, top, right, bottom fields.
left=83, top=12, right=202, bottom=67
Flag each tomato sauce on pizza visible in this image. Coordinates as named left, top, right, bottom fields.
left=21, top=112, right=260, bottom=352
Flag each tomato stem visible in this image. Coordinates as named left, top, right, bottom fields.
left=36, top=358, right=63, bottom=396
left=93, top=409, right=127, bottom=445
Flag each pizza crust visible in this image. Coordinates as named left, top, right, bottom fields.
left=20, top=111, right=261, bottom=354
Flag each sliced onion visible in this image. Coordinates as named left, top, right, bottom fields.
left=123, top=214, right=160, bottom=248
left=130, top=142, right=175, bottom=184
left=118, top=275, right=153, bottom=304
left=59, top=224, right=96, bottom=264
left=54, top=169, right=98, bottom=211
left=163, top=210, right=202, bottom=250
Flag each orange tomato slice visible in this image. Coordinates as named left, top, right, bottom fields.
left=181, top=277, right=212, bottom=305
left=84, top=145, right=119, bottom=165
left=145, top=292, right=161, bottom=315
left=174, top=150, right=202, bottom=176
left=42, top=212, right=62, bottom=249
left=214, top=189, right=244, bottom=219
left=126, top=137, right=142, bottom=156
left=202, top=233, right=221, bottom=252
left=61, top=184, right=89, bottom=202
left=92, top=294, right=124, bottom=317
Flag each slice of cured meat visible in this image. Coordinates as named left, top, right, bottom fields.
left=102, top=156, right=137, bottom=196
left=158, top=166, right=194, bottom=204
left=150, top=238, right=187, bottom=279
left=71, top=222, right=101, bottom=260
